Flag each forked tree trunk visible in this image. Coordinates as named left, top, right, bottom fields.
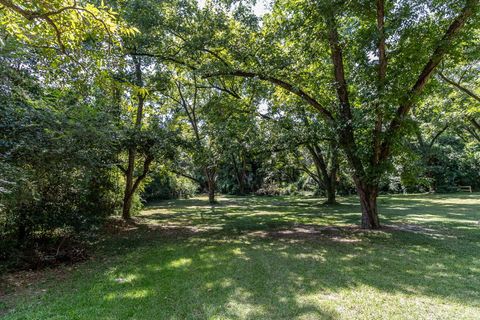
left=121, top=154, right=153, bottom=220
left=204, top=167, right=216, bottom=204
left=307, top=144, right=338, bottom=204
left=121, top=55, right=145, bottom=221
left=356, top=183, right=381, bottom=229
left=207, top=177, right=215, bottom=204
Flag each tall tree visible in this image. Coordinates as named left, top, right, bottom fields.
left=0, top=0, right=135, bottom=52
left=169, top=74, right=225, bottom=204
left=198, top=0, right=478, bottom=228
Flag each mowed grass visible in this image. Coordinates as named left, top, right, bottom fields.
left=2, top=193, right=480, bottom=319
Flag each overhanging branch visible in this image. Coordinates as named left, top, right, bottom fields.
left=204, top=70, right=335, bottom=123
left=380, top=0, right=478, bottom=162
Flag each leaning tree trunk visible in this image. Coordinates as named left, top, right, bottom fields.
left=122, top=154, right=154, bottom=220
left=356, top=183, right=381, bottom=229
left=307, top=144, right=338, bottom=204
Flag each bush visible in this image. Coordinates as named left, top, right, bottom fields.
left=0, top=94, right=120, bottom=269
left=143, top=172, right=197, bottom=201
left=255, top=182, right=298, bottom=196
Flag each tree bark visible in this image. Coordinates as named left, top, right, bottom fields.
left=325, top=177, right=337, bottom=204
left=326, top=143, right=339, bottom=204
left=356, top=183, right=381, bottom=229
left=122, top=188, right=134, bottom=220
left=306, top=144, right=338, bottom=204
left=122, top=154, right=153, bottom=220
left=121, top=55, right=145, bottom=220
left=208, top=183, right=215, bottom=204
left=122, top=148, right=135, bottom=219
left=240, top=155, right=247, bottom=194
left=207, top=172, right=216, bottom=204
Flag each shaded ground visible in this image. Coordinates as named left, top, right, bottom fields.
left=1, top=193, right=480, bottom=319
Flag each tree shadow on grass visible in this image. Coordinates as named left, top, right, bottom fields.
left=21, top=228, right=480, bottom=319
left=5, top=194, right=480, bottom=319
left=144, top=196, right=362, bottom=231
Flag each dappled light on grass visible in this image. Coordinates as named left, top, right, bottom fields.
left=2, top=193, right=480, bottom=319
left=167, top=258, right=193, bottom=269
left=104, top=289, right=151, bottom=301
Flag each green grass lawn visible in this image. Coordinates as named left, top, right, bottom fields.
left=2, top=193, right=480, bottom=319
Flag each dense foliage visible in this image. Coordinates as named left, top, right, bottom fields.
left=0, top=0, right=478, bottom=267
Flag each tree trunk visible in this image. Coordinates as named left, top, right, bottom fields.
left=121, top=55, right=144, bottom=221
left=122, top=189, right=133, bottom=220
left=324, top=176, right=337, bottom=205
left=232, top=154, right=246, bottom=195
left=122, top=154, right=153, bottom=220
left=240, top=155, right=247, bottom=194
left=208, top=178, right=215, bottom=204
left=325, top=143, right=339, bottom=204
left=307, top=144, right=338, bottom=204
left=204, top=166, right=216, bottom=204
left=356, top=184, right=381, bottom=229
left=122, top=146, right=136, bottom=220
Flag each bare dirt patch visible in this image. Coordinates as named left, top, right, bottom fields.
left=0, top=265, right=74, bottom=316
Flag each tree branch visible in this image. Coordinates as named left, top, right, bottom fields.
left=429, top=124, right=449, bottom=149
left=438, top=71, right=480, bottom=102
left=116, top=164, right=127, bottom=175
left=170, top=169, right=202, bottom=184
left=201, top=48, right=231, bottom=68
left=131, top=155, right=154, bottom=193
left=131, top=51, right=197, bottom=71
left=376, top=0, right=387, bottom=83
left=471, top=118, right=480, bottom=131
left=204, top=70, right=335, bottom=122
left=372, top=0, right=387, bottom=166
left=197, top=83, right=241, bottom=99
left=380, top=0, right=478, bottom=162
left=324, top=12, right=367, bottom=182
left=0, top=0, right=115, bottom=53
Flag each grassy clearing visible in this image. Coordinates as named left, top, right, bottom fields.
left=1, top=193, right=480, bottom=319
